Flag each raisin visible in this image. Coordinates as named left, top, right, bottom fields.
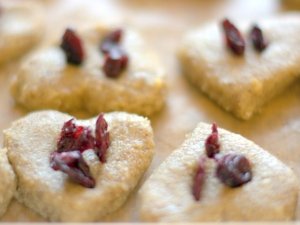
left=192, top=157, right=206, bottom=201
left=50, top=151, right=95, bottom=188
left=222, top=19, right=245, bottom=56
left=60, top=28, right=85, bottom=65
left=205, top=123, right=220, bottom=158
left=250, top=24, right=268, bottom=52
left=216, top=153, right=252, bottom=187
left=95, top=113, right=110, bottom=163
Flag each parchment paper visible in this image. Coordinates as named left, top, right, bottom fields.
left=1, top=0, right=299, bottom=221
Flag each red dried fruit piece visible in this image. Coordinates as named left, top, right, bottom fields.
left=100, top=29, right=129, bottom=78
left=57, top=119, right=77, bottom=152
left=100, top=29, right=123, bottom=54
left=60, top=28, right=85, bottom=65
left=250, top=24, right=268, bottom=52
left=192, top=157, right=206, bottom=201
left=50, top=151, right=95, bottom=188
left=57, top=119, right=95, bottom=153
left=222, top=19, right=245, bottom=56
left=103, top=46, right=129, bottom=78
left=106, top=29, right=123, bottom=43
left=205, top=123, right=220, bottom=158
left=216, top=153, right=252, bottom=187
left=73, top=126, right=95, bottom=152
left=95, top=113, right=110, bottom=163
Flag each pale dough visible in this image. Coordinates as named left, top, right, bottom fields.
left=11, top=25, right=166, bottom=117
left=0, top=148, right=16, bottom=218
left=178, top=14, right=300, bottom=120
left=4, top=110, right=154, bottom=222
left=139, top=122, right=299, bottom=221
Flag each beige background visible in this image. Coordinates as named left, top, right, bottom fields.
left=0, top=0, right=300, bottom=222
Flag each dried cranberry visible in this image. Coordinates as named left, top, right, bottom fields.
left=205, top=123, right=220, bottom=158
left=100, top=29, right=123, bottom=54
left=95, top=113, right=110, bottom=163
left=57, top=119, right=95, bottom=153
left=216, top=153, right=252, bottom=187
left=60, top=28, right=85, bottom=65
left=250, top=24, right=268, bottom=52
left=100, top=29, right=129, bottom=78
left=222, top=19, right=245, bottom=56
left=103, top=47, right=128, bottom=78
left=73, top=127, right=95, bottom=152
left=57, top=119, right=77, bottom=152
left=50, top=151, right=95, bottom=188
left=192, top=157, right=206, bottom=201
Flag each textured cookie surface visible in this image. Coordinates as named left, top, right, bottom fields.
left=139, top=122, right=299, bottom=221
left=11, top=26, right=165, bottom=116
left=178, top=15, right=300, bottom=120
left=4, top=110, right=154, bottom=222
left=0, top=1, right=42, bottom=65
left=0, top=149, right=16, bottom=217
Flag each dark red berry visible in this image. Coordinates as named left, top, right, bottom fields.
left=250, top=24, right=268, bottom=52
left=216, top=153, right=252, bottom=187
left=205, top=123, right=220, bottom=158
left=50, top=151, right=95, bottom=188
left=57, top=119, right=95, bottom=153
left=222, top=19, right=245, bottom=56
left=100, top=29, right=129, bottom=78
left=106, top=29, right=123, bottom=43
left=60, top=28, right=85, bottom=65
left=57, top=119, right=77, bottom=152
left=95, top=113, right=110, bottom=163
left=100, top=29, right=123, bottom=54
left=192, top=157, right=206, bottom=201
left=103, top=47, right=129, bottom=78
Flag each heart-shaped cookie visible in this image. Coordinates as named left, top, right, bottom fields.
left=139, top=122, right=299, bottom=221
left=3, top=110, right=154, bottom=221
left=0, top=1, right=43, bottom=65
left=0, top=148, right=16, bottom=217
left=178, top=14, right=300, bottom=120
left=11, top=26, right=166, bottom=116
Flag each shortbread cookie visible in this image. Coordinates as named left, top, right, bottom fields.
left=139, top=122, right=299, bottom=221
left=11, top=26, right=166, bottom=116
left=0, top=1, right=42, bottom=65
left=0, top=148, right=16, bottom=217
left=3, top=110, right=154, bottom=221
left=178, top=15, right=300, bottom=120
left=282, top=0, right=300, bottom=8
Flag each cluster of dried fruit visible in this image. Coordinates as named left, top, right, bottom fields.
left=60, top=28, right=128, bottom=78
left=50, top=114, right=110, bottom=188
left=222, top=18, right=268, bottom=55
left=192, top=123, right=252, bottom=201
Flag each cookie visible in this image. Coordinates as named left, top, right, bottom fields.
left=139, top=122, right=299, bottom=221
left=178, top=15, right=300, bottom=120
left=11, top=26, right=166, bottom=116
left=0, top=1, right=42, bottom=65
left=0, top=148, right=16, bottom=217
left=282, top=0, right=300, bottom=8
left=4, top=110, right=154, bottom=221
